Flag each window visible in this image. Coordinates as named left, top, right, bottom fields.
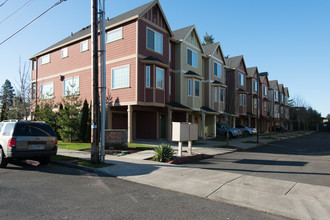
left=254, top=98, right=257, bottom=109
left=32, top=83, right=36, bottom=99
left=187, top=48, right=198, bottom=68
left=64, top=76, right=79, bottom=96
left=195, top=80, right=200, bottom=97
left=112, top=65, right=129, bottom=89
left=40, top=54, right=50, bottom=65
left=274, top=90, right=278, bottom=101
left=243, top=94, right=246, bottom=106
left=61, top=47, right=68, bottom=58
left=106, top=27, right=122, bottom=43
left=2, top=123, right=15, bottom=136
left=281, top=94, right=284, bottom=103
left=214, top=87, right=218, bottom=101
left=41, top=82, right=54, bottom=99
left=264, top=86, right=268, bottom=96
left=253, top=80, right=258, bottom=92
left=238, top=73, right=244, bottom=86
left=214, top=62, right=221, bottom=77
left=145, top=66, right=150, bottom=88
left=81, top=40, right=88, bottom=52
left=239, top=94, right=243, bottom=106
left=188, top=79, right=192, bottom=96
left=156, top=67, right=164, bottom=89
left=220, top=88, right=224, bottom=102
left=147, top=28, right=163, bottom=54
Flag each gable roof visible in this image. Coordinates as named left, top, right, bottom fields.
left=260, top=75, right=269, bottom=86
left=30, top=0, right=171, bottom=59
left=173, top=25, right=204, bottom=53
left=269, top=80, right=279, bottom=90
left=202, top=42, right=226, bottom=65
left=246, top=66, right=258, bottom=78
left=278, top=84, right=284, bottom=93
left=225, top=55, right=247, bottom=73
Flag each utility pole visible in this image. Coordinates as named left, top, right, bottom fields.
left=91, top=0, right=99, bottom=163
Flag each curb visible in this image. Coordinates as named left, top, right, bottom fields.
left=168, top=154, right=213, bottom=164
left=50, top=160, right=110, bottom=176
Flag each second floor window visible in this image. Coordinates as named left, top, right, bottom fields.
left=145, top=66, right=150, bottom=88
left=106, top=27, right=123, bottom=43
left=264, top=86, right=268, bottom=96
left=112, top=65, right=129, bottom=89
left=61, top=48, right=68, bottom=58
left=40, top=54, right=50, bottom=65
left=214, top=62, right=221, bottom=77
left=187, top=48, right=198, bottom=68
left=81, top=40, right=88, bottom=52
left=253, top=80, right=258, bottom=92
left=147, top=28, right=163, bottom=54
left=41, top=82, right=53, bottom=99
left=238, top=73, right=244, bottom=86
left=156, top=67, right=164, bottom=89
left=195, top=80, right=200, bottom=97
left=188, top=79, right=192, bottom=96
left=64, top=76, right=79, bottom=96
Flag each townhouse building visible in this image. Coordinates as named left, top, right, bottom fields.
left=284, top=87, right=290, bottom=128
left=225, top=55, right=249, bottom=127
left=259, top=75, right=270, bottom=133
left=202, top=42, right=227, bottom=124
left=268, top=80, right=280, bottom=130
left=246, top=67, right=258, bottom=128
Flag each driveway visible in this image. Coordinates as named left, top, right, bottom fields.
left=183, top=132, right=330, bottom=187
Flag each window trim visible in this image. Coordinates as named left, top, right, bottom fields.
left=63, top=76, right=80, bottom=96
left=146, top=27, right=163, bottom=54
left=41, top=82, right=54, bottom=99
left=106, top=27, right=123, bottom=43
left=111, top=65, right=130, bottom=90
left=80, top=40, right=89, bottom=52
left=156, top=67, right=164, bottom=89
left=187, top=48, right=198, bottom=68
left=40, top=54, right=50, bottom=65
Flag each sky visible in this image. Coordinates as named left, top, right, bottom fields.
left=0, top=0, right=329, bottom=116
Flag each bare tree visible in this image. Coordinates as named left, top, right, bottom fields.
left=14, top=57, right=31, bottom=120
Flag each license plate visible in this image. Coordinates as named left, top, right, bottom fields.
left=29, top=144, right=45, bottom=150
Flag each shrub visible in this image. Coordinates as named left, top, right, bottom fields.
left=152, top=144, right=174, bottom=162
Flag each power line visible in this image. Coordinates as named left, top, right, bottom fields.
left=0, top=0, right=66, bottom=46
left=0, top=0, right=34, bottom=25
left=0, top=0, right=9, bottom=7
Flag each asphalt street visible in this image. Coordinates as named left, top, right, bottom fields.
left=0, top=162, right=286, bottom=220
left=184, top=132, right=330, bottom=187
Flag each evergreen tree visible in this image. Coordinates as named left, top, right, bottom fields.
left=56, top=95, right=82, bottom=142
left=79, top=99, right=89, bottom=142
left=202, top=32, right=215, bottom=45
left=34, top=99, right=56, bottom=133
left=0, top=79, right=15, bottom=106
left=0, top=102, right=7, bottom=121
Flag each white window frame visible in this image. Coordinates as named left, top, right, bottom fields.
left=188, top=79, right=192, bottom=96
left=194, top=80, right=200, bottom=97
left=145, top=66, right=150, bottom=88
left=214, top=62, right=221, bottom=78
left=40, top=54, right=50, bottom=65
left=81, top=40, right=88, bottom=52
left=238, top=73, right=244, bottom=86
left=146, top=27, right=163, bottom=54
left=61, top=47, right=68, bottom=58
left=156, top=67, right=164, bottom=89
left=187, top=48, right=198, bottom=68
left=106, top=27, right=123, bottom=43
left=63, top=76, right=80, bottom=96
left=41, top=82, right=54, bottom=99
left=111, top=65, right=130, bottom=89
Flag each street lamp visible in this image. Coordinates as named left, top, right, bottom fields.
left=257, top=72, right=268, bottom=144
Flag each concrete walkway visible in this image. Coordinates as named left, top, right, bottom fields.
left=56, top=131, right=330, bottom=220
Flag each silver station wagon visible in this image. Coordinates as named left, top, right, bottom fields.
left=0, top=120, right=58, bottom=168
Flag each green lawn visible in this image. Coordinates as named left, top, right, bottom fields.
left=58, top=141, right=91, bottom=151
left=127, top=143, right=155, bottom=150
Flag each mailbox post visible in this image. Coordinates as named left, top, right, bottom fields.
left=172, top=122, right=198, bottom=156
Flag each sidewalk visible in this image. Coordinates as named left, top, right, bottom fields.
left=56, top=131, right=330, bottom=220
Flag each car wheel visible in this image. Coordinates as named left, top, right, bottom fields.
left=0, top=148, right=8, bottom=168
left=39, top=156, right=51, bottom=165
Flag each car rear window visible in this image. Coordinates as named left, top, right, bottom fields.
left=2, top=123, right=15, bottom=136
left=13, top=123, right=56, bottom=137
